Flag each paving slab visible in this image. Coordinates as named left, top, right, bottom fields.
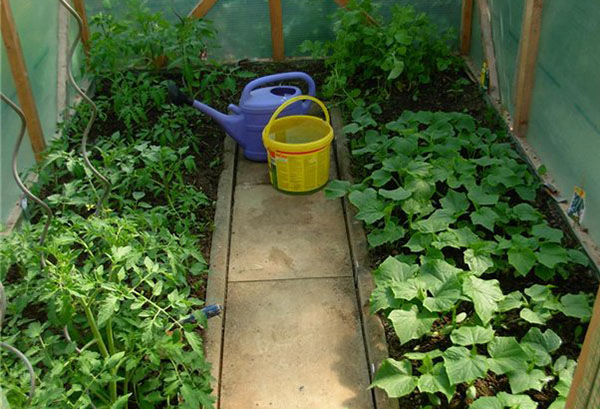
left=220, top=278, right=373, bottom=409
left=229, top=184, right=351, bottom=281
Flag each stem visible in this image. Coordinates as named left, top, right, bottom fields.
left=82, top=302, right=109, bottom=358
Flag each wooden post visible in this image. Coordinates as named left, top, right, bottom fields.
left=1, top=0, right=46, bottom=161
left=476, top=0, right=500, bottom=102
left=188, top=0, right=219, bottom=19
left=460, top=0, right=474, bottom=55
left=72, top=0, right=90, bottom=57
left=565, top=286, right=600, bottom=409
left=513, top=0, right=544, bottom=137
left=268, top=0, right=284, bottom=61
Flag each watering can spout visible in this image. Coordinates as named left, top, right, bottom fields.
left=167, top=82, right=245, bottom=145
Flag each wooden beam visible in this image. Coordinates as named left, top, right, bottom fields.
left=565, top=286, right=600, bottom=409
left=188, top=0, right=218, bottom=19
left=476, top=0, right=500, bottom=102
left=460, top=0, right=474, bottom=55
left=513, top=0, right=544, bottom=137
left=268, top=0, right=284, bottom=61
left=1, top=0, right=46, bottom=162
left=72, top=0, right=90, bottom=57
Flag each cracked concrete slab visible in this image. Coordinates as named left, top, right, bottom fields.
left=220, top=278, right=373, bottom=409
left=229, top=185, right=351, bottom=282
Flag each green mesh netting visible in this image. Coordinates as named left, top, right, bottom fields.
left=1, top=0, right=59, bottom=225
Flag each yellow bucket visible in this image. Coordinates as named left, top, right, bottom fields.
left=262, top=95, right=334, bottom=194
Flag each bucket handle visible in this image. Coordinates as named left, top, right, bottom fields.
left=263, top=95, right=330, bottom=138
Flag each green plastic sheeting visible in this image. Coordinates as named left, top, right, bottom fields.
left=469, top=0, right=600, bottom=244
left=527, top=0, right=600, bottom=244
left=84, top=0, right=461, bottom=60
left=1, top=0, right=59, bottom=228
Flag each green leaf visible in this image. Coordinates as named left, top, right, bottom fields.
left=470, top=207, right=499, bottom=232
left=378, top=187, right=411, bottom=201
left=520, top=308, right=549, bottom=325
left=372, top=256, right=417, bottom=287
left=548, top=398, right=567, bottom=409
left=464, top=249, right=494, bottom=275
left=487, top=337, right=529, bottom=375
left=507, top=368, right=551, bottom=394
left=387, top=60, right=405, bottom=80
left=560, top=293, right=592, bottom=321
left=497, top=392, right=538, bottom=409
left=368, top=222, right=405, bottom=247
left=420, top=259, right=462, bottom=287
left=105, top=351, right=126, bottom=370
left=512, top=203, right=541, bottom=222
left=391, top=278, right=424, bottom=301
left=110, top=394, right=132, bottom=409
left=450, top=326, right=495, bottom=346
left=524, top=284, right=552, bottom=302
left=370, top=359, right=416, bottom=398
left=498, top=291, right=524, bottom=312
left=536, top=243, right=568, bottom=268
left=463, top=276, right=504, bottom=325
left=417, top=362, right=455, bottom=402
left=349, top=189, right=386, bottom=224
left=405, top=232, right=433, bottom=252
left=370, top=286, right=403, bottom=313
left=508, top=247, right=537, bottom=276
left=468, top=185, right=499, bottom=206
left=97, top=295, right=119, bottom=327
left=415, top=209, right=455, bottom=233
left=371, top=169, right=393, bottom=187
left=443, top=346, right=488, bottom=385
left=532, top=223, right=563, bottom=243
left=324, top=180, right=351, bottom=199
left=470, top=397, right=503, bottom=409
left=440, top=190, right=470, bottom=215
left=567, top=249, right=589, bottom=266
left=423, top=275, right=461, bottom=312
left=521, top=328, right=562, bottom=366
left=389, top=305, right=438, bottom=345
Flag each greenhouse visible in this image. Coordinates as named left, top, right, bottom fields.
left=2, top=0, right=600, bottom=408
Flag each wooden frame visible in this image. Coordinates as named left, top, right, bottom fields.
left=268, top=0, right=284, bottom=61
left=513, top=0, right=544, bottom=138
left=475, top=0, right=500, bottom=102
left=460, top=0, right=474, bottom=55
left=72, top=0, right=90, bottom=57
left=188, top=0, right=219, bottom=19
left=565, top=285, right=600, bottom=409
left=1, top=0, right=46, bottom=162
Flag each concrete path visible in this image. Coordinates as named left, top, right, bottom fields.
left=216, top=151, right=375, bottom=409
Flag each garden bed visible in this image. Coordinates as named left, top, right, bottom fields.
left=329, top=64, right=598, bottom=409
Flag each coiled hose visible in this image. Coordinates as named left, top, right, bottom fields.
left=1, top=93, right=53, bottom=268
left=59, top=0, right=111, bottom=215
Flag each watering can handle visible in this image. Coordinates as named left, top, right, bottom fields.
left=240, top=72, right=316, bottom=109
left=263, top=95, right=330, bottom=138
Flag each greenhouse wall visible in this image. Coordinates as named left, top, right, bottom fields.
left=1, top=0, right=59, bottom=226
left=469, top=0, right=600, bottom=245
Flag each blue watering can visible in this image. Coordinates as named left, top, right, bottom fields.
left=168, top=72, right=316, bottom=162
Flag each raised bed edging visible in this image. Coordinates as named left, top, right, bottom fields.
left=331, top=108, right=399, bottom=409
left=204, top=136, right=237, bottom=403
